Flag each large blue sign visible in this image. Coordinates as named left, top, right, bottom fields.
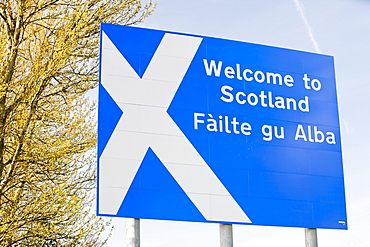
left=97, top=23, right=347, bottom=229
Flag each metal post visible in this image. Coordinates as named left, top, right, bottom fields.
left=126, top=218, right=140, bottom=247
left=305, top=228, right=318, bottom=247
left=220, top=224, right=233, bottom=247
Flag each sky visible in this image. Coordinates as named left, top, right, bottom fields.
left=102, top=0, right=370, bottom=246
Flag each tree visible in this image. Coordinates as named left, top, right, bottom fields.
left=0, top=0, right=155, bottom=246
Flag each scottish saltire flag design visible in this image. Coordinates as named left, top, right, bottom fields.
left=98, top=23, right=347, bottom=229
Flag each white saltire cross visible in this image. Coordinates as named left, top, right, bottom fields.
left=98, top=31, right=251, bottom=223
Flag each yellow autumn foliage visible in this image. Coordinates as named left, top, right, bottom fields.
left=0, top=0, right=155, bottom=246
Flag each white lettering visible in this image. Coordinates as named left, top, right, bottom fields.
left=194, top=112, right=252, bottom=136
left=236, top=64, right=243, bottom=80
left=284, top=74, right=294, bottom=87
left=247, top=93, right=258, bottom=106
left=224, top=66, right=235, bottom=79
left=262, top=125, right=285, bottom=141
left=295, top=124, right=307, bottom=141
left=203, top=59, right=222, bottom=77
left=295, top=124, right=337, bottom=144
left=266, top=72, right=283, bottom=85
left=254, top=70, right=265, bottom=83
left=236, top=91, right=246, bottom=104
left=303, top=73, right=311, bottom=89
left=242, top=69, right=253, bottom=81
left=220, top=86, right=310, bottom=112
left=220, top=85, right=234, bottom=103
left=311, top=79, right=322, bottom=91
left=194, top=112, right=205, bottom=129
left=241, top=122, right=252, bottom=135
left=202, top=59, right=295, bottom=88
left=298, top=96, right=309, bottom=112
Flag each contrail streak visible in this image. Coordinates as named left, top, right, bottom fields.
left=293, top=0, right=321, bottom=53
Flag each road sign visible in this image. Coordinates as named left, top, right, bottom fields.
left=97, top=23, right=347, bottom=229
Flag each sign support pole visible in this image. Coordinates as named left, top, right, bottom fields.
left=305, top=228, right=318, bottom=247
left=220, top=224, right=233, bottom=247
left=126, top=218, right=140, bottom=247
